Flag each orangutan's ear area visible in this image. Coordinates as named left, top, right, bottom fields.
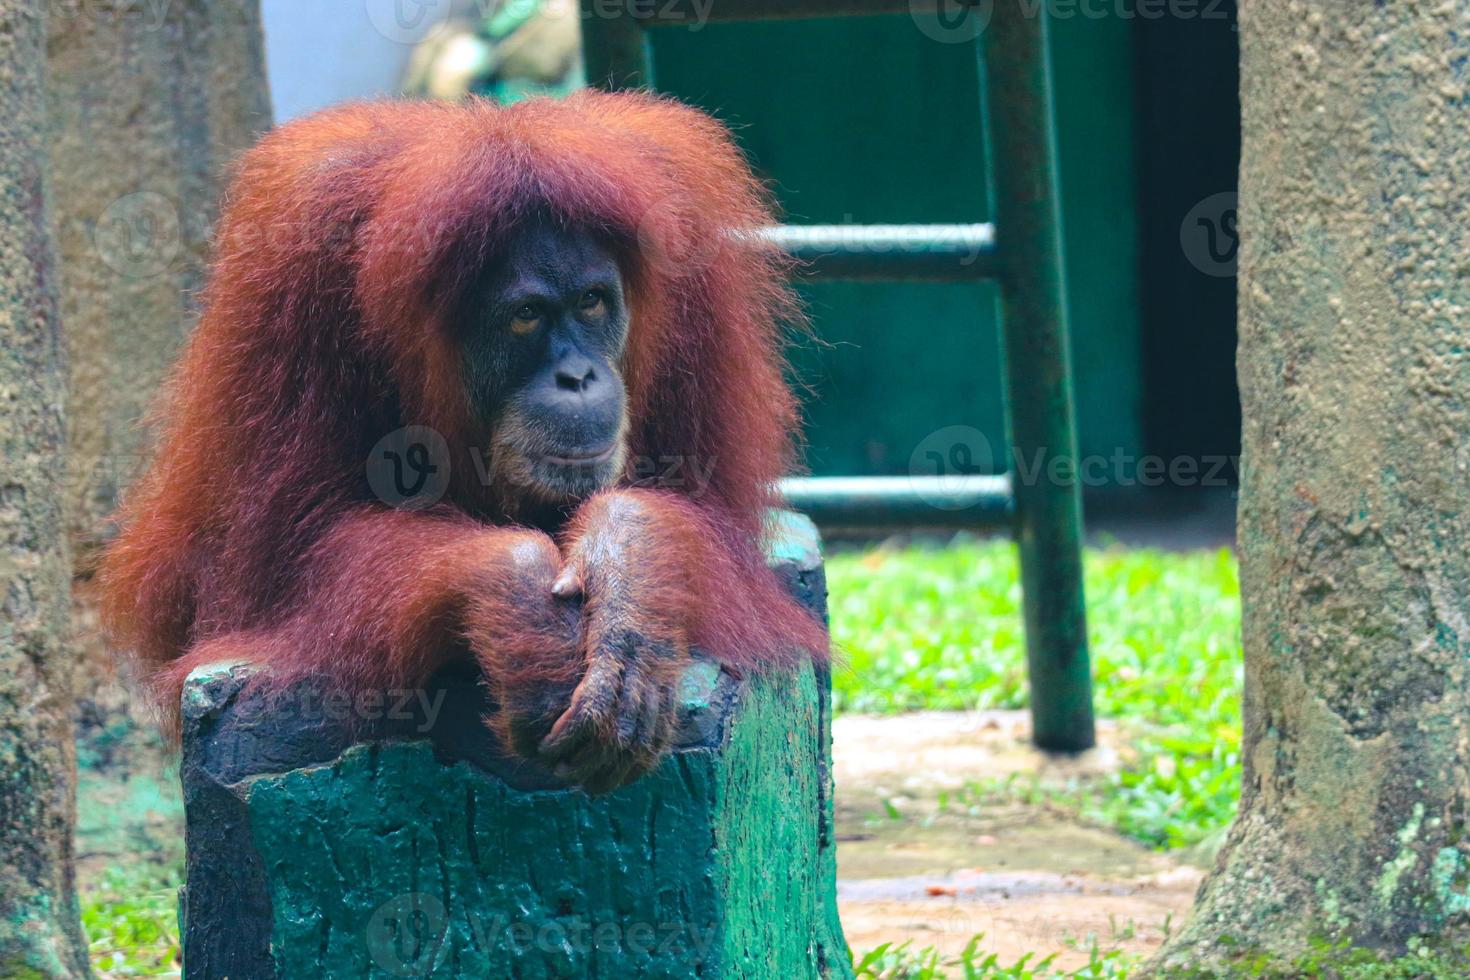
left=96, top=92, right=828, bottom=794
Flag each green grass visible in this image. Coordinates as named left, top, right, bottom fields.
left=827, top=538, right=1243, bottom=849
left=82, top=863, right=182, bottom=977
left=853, top=933, right=1135, bottom=979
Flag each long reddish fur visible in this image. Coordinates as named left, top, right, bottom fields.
left=98, top=92, right=827, bottom=734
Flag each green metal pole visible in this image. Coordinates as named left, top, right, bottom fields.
left=779, top=475, right=1013, bottom=531
left=579, top=0, right=653, bottom=91
left=762, top=223, right=998, bottom=281
left=979, top=2, right=1095, bottom=751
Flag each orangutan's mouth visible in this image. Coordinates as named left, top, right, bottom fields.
left=540, top=444, right=618, bottom=467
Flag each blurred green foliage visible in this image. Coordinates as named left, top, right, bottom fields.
left=82, top=864, right=181, bottom=977
left=852, top=932, right=1134, bottom=979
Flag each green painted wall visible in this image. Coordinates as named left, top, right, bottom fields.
left=649, top=14, right=1140, bottom=477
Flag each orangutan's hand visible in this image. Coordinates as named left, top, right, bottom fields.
left=538, top=496, right=691, bottom=794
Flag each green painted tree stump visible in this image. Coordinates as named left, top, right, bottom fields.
left=178, top=512, right=850, bottom=979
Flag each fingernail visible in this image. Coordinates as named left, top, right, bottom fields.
left=552, top=568, right=581, bottom=598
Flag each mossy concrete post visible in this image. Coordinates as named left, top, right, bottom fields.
left=1156, top=1, right=1470, bottom=974
left=178, top=512, right=850, bottom=979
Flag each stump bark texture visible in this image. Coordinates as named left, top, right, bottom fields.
left=180, top=512, right=850, bottom=979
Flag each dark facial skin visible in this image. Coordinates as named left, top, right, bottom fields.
left=461, top=217, right=631, bottom=511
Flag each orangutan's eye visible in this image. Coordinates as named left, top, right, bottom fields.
left=578, top=289, right=607, bottom=315
left=510, top=304, right=541, bottom=335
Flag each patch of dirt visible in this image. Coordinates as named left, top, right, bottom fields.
left=832, top=711, right=1203, bottom=969
left=833, top=710, right=1124, bottom=791
left=838, top=869, right=1198, bottom=971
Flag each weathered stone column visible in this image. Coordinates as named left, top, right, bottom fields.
left=179, top=512, right=850, bottom=979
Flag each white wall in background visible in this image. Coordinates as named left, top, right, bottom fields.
left=262, top=0, right=465, bottom=122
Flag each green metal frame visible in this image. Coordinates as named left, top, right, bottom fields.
left=580, top=0, right=1094, bottom=750
left=760, top=224, right=997, bottom=281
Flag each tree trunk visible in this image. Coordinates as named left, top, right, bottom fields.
left=48, top=0, right=271, bottom=546
left=1157, top=0, right=1470, bottom=973
left=0, top=3, right=91, bottom=976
